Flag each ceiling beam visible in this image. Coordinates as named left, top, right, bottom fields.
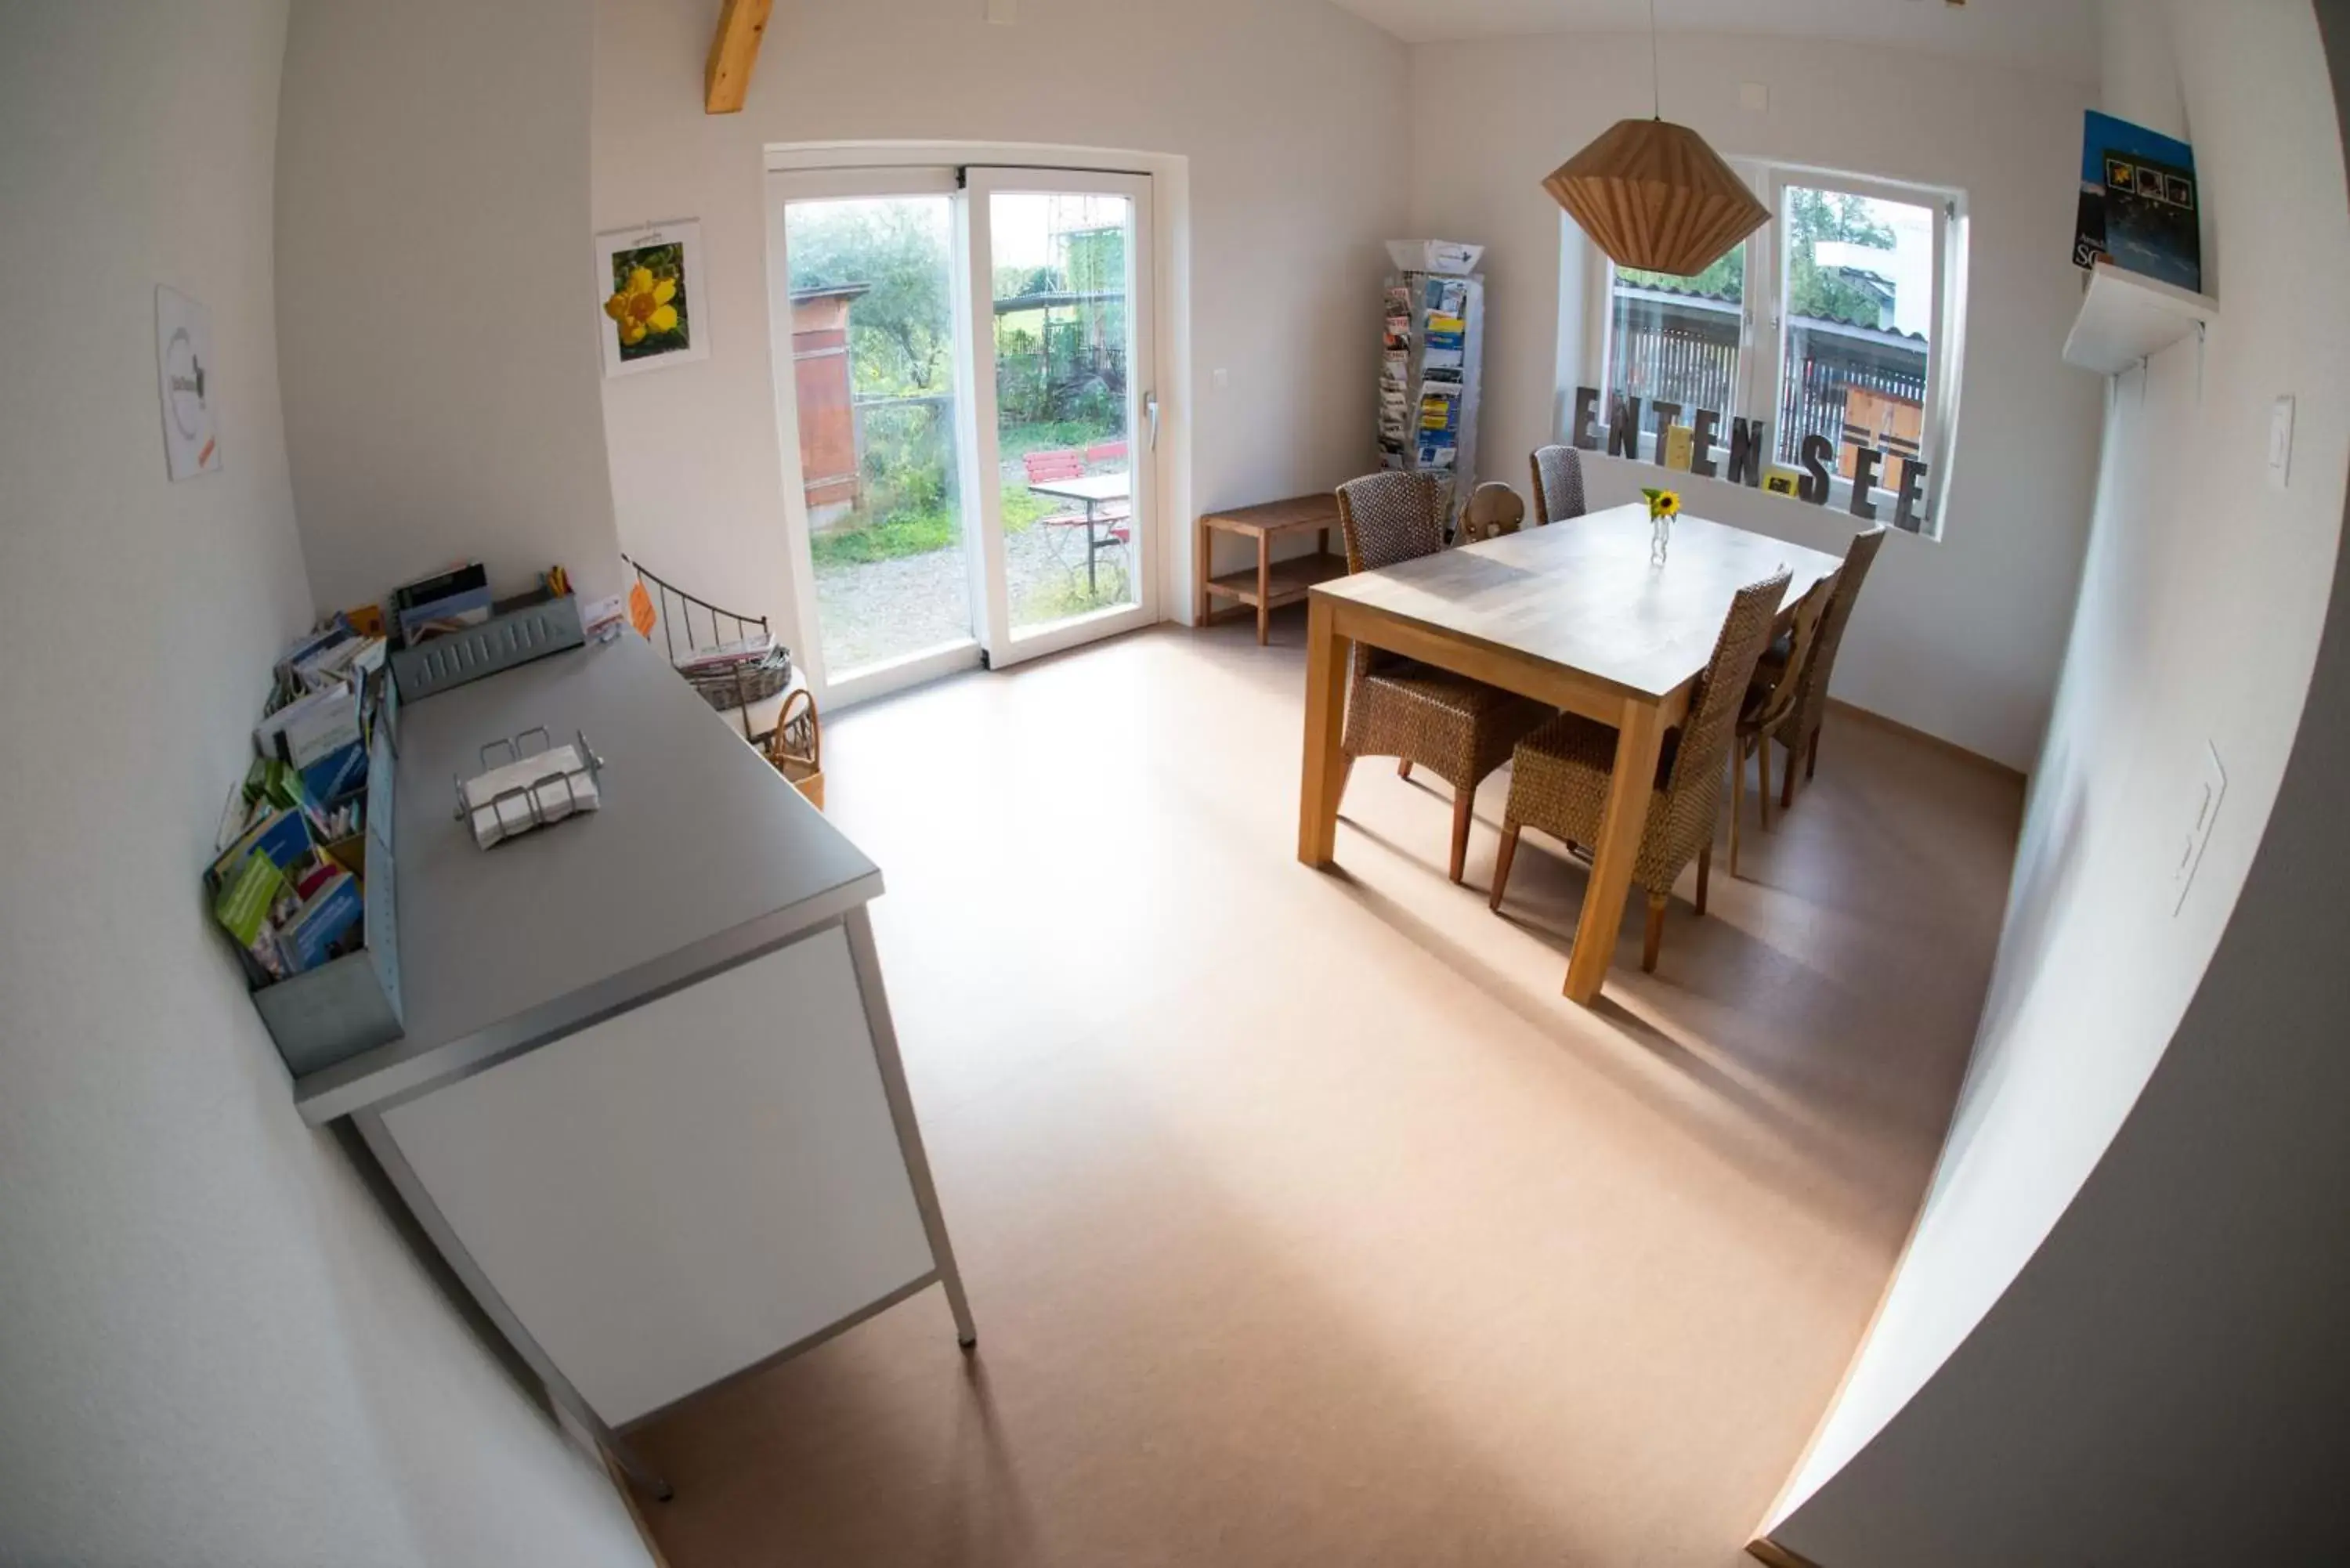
left=703, top=0, right=773, bottom=114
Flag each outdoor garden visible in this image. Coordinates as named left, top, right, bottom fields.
left=784, top=197, right=1133, bottom=674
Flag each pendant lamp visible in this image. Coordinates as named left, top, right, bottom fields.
left=1542, top=3, right=1768, bottom=276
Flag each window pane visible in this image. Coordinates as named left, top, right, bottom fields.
left=1774, top=187, right=1935, bottom=521
left=783, top=196, right=975, bottom=677
left=1603, top=249, right=1744, bottom=451
left=989, top=191, right=1138, bottom=634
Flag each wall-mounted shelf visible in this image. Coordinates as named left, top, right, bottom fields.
left=2063, top=263, right=2218, bottom=375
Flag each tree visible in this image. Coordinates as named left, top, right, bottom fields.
left=1618, top=248, right=1743, bottom=302
left=1611, top=190, right=1897, bottom=327
left=786, top=202, right=953, bottom=395
left=1785, top=188, right=1895, bottom=327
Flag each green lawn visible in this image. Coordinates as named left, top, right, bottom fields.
left=808, top=505, right=957, bottom=565
left=807, top=419, right=1124, bottom=566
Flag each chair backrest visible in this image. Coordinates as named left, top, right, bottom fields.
left=1336, top=471, right=1446, bottom=573
left=1663, top=570, right=1793, bottom=812
left=1023, top=449, right=1086, bottom=484
left=1086, top=440, right=1127, bottom=465
left=1785, top=523, right=1889, bottom=741
left=1753, top=573, right=1835, bottom=733
left=1529, top=445, right=1588, bottom=526
left=1459, top=482, right=1526, bottom=543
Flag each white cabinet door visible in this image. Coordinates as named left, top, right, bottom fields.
left=382, top=925, right=935, bottom=1425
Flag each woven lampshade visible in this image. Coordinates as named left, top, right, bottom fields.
left=1543, top=117, right=1770, bottom=276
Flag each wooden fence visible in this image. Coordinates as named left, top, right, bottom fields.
left=1609, top=315, right=1927, bottom=471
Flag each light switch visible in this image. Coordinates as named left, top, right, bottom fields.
left=2268, top=396, right=2295, bottom=490
left=2174, top=742, right=2226, bottom=915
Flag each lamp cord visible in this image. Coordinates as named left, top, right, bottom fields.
left=1649, top=0, right=1661, bottom=119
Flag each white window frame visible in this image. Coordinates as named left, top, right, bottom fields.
left=1582, top=160, right=1966, bottom=540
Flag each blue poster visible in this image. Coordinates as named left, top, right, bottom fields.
left=2074, top=110, right=2200, bottom=292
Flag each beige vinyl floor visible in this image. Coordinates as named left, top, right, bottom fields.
left=635, top=614, right=2023, bottom=1567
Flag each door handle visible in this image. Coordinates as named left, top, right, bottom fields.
left=1145, top=392, right=1160, bottom=452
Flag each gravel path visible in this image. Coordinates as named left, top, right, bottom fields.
left=812, top=522, right=1133, bottom=673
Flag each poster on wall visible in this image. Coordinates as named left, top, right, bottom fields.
left=595, top=219, right=709, bottom=377
left=155, top=285, right=222, bottom=481
left=2072, top=110, right=2201, bottom=293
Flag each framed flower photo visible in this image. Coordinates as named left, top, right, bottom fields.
left=595, top=220, right=709, bottom=377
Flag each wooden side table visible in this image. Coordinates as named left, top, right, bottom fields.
left=1195, top=493, right=1349, bottom=645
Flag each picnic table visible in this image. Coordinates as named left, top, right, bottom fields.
left=1028, top=470, right=1132, bottom=594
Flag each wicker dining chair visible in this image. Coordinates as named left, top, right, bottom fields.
left=1335, top=471, right=1549, bottom=883
left=1489, top=569, right=1791, bottom=974
left=1755, top=523, right=1888, bottom=811
left=1529, top=445, right=1589, bottom=526
left=1729, top=574, right=1833, bottom=874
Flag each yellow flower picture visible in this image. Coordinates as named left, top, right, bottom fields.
left=604, top=265, right=678, bottom=347
left=598, top=231, right=699, bottom=368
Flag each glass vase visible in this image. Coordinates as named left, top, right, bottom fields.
left=1650, top=513, right=1672, bottom=566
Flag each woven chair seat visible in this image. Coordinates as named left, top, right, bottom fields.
left=1506, top=712, right=1690, bottom=890
left=1345, top=664, right=1544, bottom=782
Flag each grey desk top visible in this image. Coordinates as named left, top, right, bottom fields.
left=295, top=638, right=880, bottom=1125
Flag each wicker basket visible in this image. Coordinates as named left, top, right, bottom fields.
left=679, top=644, right=792, bottom=712
left=762, top=688, right=824, bottom=811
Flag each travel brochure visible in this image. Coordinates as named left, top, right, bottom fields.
left=212, top=600, right=399, bottom=985
left=210, top=558, right=607, bottom=995
left=1377, top=267, right=1479, bottom=482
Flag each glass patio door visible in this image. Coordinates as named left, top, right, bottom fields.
left=963, top=168, right=1157, bottom=669
left=767, top=164, right=1155, bottom=703
left=771, top=168, right=985, bottom=706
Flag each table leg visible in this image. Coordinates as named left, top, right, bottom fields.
left=1256, top=532, right=1272, bottom=645
left=1195, top=515, right=1211, bottom=625
left=1084, top=502, right=1099, bottom=596
left=1564, top=697, right=1664, bottom=1003
left=1297, top=596, right=1349, bottom=867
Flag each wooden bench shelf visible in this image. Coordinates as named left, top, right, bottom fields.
left=1195, top=493, right=1346, bottom=644
left=1205, top=552, right=1347, bottom=608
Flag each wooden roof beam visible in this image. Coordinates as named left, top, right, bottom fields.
left=704, top=0, right=772, bottom=114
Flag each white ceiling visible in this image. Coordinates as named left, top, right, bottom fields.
left=1325, top=0, right=2099, bottom=81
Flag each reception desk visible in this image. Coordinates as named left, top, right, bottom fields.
left=295, top=637, right=971, bottom=1496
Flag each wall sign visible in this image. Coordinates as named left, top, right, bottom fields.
left=155, top=285, right=222, bottom=481
left=1571, top=385, right=1930, bottom=531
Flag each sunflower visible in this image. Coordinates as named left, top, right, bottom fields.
left=1640, top=486, right=1681, bottom=522
left=604, top=266, right=681, bottom=348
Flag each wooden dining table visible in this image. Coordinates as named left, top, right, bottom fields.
left=1296, top=503, right=1846, bottom=1005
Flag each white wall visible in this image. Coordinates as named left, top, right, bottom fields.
left=277, top=0, right=625, bottom=613
left=0, top=5, right=649, bottom=1563
left=591, top=0, right=1410, bottom=658
left=1766, top=1, right=2350, bottom=1552
left=1408, top=32, right=2104, bottom=770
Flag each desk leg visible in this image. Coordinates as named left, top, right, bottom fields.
left=1298, top=596, right=1349, bottom=866
left=1564, top=697, right=1663, bottom=1004
left=845, top=905, right=978, bottom=1348
left=1256, top=533, right=1272, bottom=645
